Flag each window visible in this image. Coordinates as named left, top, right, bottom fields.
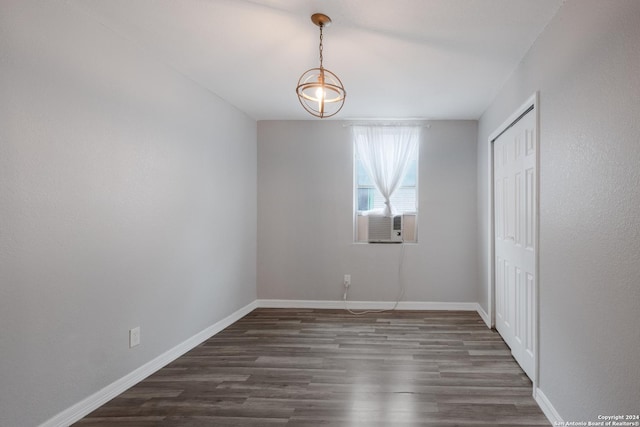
left=356, top=157, right=417, bottom=213
left=352, top=125, right=420, bottom=242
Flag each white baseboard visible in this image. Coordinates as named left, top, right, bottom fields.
left=256, top=299, right=479, bottom=311
left=534, top=387, right=563, bottom=425
left=476, top=303, right=491, bottom=328
left=39, top=300, right=258, bottom=427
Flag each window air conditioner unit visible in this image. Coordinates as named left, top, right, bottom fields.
left=368, top=215, right=403, bottom=243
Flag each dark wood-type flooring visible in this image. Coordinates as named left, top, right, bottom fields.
left=75, top=309, right=550, bottom=426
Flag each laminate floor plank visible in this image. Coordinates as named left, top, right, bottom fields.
left=75, top=309, right=549, bottom=426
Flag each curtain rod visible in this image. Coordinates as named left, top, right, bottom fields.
left=342, top=122, right=432, bottom=128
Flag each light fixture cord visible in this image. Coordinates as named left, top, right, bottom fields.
left=319, top=24, right=324, bottom=69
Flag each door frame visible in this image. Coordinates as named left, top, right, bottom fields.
left=486, top=92, right=540, bottom=390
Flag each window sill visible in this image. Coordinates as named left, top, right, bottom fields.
left=352, top=241, right=419, bottom=245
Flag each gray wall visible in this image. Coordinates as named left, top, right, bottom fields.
left=258, top=120, right=478, bottom=303
left=0, top=1, right=257, bottom=426
left=477, top=0, right=640, bottom=419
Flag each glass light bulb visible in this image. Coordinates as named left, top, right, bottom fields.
left=315, top=86, right=326, bottom=114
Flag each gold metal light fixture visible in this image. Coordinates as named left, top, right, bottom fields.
left=296, top=13, right=346, bottom=118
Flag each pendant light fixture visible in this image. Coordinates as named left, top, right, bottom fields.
left=296, top=13, right=346, bottom=118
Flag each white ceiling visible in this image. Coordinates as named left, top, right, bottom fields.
left=68, top=0, right=564, bottom=120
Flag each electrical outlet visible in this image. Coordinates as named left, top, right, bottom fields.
left=129, top=327, right=140, bottom=348
left=344, top=274, right=351, bottom=287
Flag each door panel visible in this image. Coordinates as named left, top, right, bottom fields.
left=493, top=109, right=536, bottom=379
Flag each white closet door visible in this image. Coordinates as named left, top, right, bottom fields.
left=493, top=109, right=536, bottom=379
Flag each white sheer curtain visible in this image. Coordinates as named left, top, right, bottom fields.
left=352, top=125, right=420, bottom=217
